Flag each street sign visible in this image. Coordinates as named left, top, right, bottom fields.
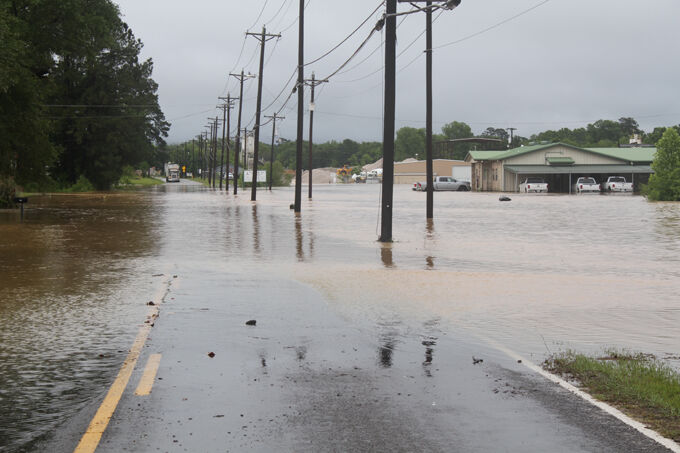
left=244, top=170, right=266, bottom=183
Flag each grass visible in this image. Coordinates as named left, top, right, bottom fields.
left=544, top=350, right=680, bottom=442
left=118, top=176, right=164, bottom=188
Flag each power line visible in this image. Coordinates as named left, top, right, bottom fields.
left=248, top=0, right=270, bottom=30
left=264, top=0, right=289, bottom=26
left=335, top=11, right=442, bottom=84
left=280, top=0, right=310, bottom=33
left=304, top=1, right=385, bottom=67
left=434, top=0, right=551, bottom=49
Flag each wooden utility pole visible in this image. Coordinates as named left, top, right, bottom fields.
left=230, top=70, right=256, bottom=195
left=304, top=72, right=328, bottom=199
left=218, top=94, right=237, bottom=191
left=507, top=127, right=516, bottom=148
left=426, top=1, right=434, bottom=219
left=397, top=0, right=462, bottom=221
left=380, top=0, right=397, bottom=242
left=242, top=128, right=248, bottom=190
left=264, top=113, right=284, bottom=190
left=294, top=0, right=304, bottom=213
left=247, top=27, right=281, bottom=201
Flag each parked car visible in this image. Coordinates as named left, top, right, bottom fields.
left=519, top=177, right=548, bottom=193
left=572, top=177, right=600, bottom=193
left=416, top=176, right=470, bottom=192
left=602, top=176, right=633, bottom=192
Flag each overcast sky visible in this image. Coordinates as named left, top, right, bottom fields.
left=113, top=0, right=680, bottom=145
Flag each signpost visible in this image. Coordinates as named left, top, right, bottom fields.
left=13, top=197, right=28, bottom=222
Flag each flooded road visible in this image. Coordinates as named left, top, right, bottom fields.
left=1, top=184, right=679, bottom=451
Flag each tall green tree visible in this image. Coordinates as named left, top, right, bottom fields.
left=440, top=121, right=473, bottom=159
left=645, top=128, right=680, bottom=201
left=0, top=2, right=56, bottom=187
left=395, top=127, right=425, bottom=161
left=49, top=8, right=168, bottom=189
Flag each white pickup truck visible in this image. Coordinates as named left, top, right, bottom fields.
left=572, top=177, right=600, bottom=193
left=416, top=176, right=470, bottom=192
left=519, top=177, right=548, bottom=193
left=602, top=176, right=633, bottom=192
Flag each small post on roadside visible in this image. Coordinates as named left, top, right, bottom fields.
left=13, top=197, right=28, bottom=222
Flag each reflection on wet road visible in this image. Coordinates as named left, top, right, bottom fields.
left=1, top=184, right=679, bottom=451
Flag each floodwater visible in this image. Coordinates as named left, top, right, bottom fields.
left=1, top=183, right=679, bottom=451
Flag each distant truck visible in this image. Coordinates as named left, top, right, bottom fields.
left=416, top=176, right=470, bottom=191
left=519, top=177, right=548, bottom=193
left=165, top=163, right=180, bottom=183
left=602, top=176, right=633, bottom=192
left=572, top=176, right=600, bottom=193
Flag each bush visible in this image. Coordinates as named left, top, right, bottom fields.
left=645, top=128, right=680, bottom=201
left=0, top=176, right=17, bottom=208
left=66, top=175, right=96, bottom=193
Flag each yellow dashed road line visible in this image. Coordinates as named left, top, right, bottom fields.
left=134, top=354, right=162, bottom=396
left=73, top=277, right=171, bottom=453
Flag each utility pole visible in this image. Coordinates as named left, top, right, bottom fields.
left=218, top=94, right=237, bottom=191
left=426, top=1, right=434, bottom=219
left=207, top=118, right=219, bottom=188
left=294, top=0, right=304, bottom=213
left=397, top=0, right=462, bottom=223
left=242, top=128, right=248, bottom=190
left=191, top=138, right=195, bottom=177
left=247, top=27, right=281, bottom=201
left=507, top=127, right=517, bottom=148
left=380, top=0, right=397, bottom=242
left=264, top=113, right=284, bottom=190
left=304, top=72, right=328, bottom=199
left=230, top=70, right=256, bottom=195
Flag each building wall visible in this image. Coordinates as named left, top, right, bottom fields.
left=505, top=145, right=622, bottom=166
left=394, top=159, right=470, bottom=184
left=471, top=161, right=502, bottom=191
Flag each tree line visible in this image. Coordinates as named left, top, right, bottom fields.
left=0, top=0, right=168, bottom=206
left=169, top=117, right=679, bottom=176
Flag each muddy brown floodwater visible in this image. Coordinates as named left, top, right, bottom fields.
left=1, top=183, right=679, bottom=451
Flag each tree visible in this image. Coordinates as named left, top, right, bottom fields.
left=645, top=128, right=680, bottom=201
left=0, top=2, right=57, bottom=188
left=49, top=14, right=169, bottom=189
left=618, top=117, right=641, bottom=137
left=441, top=121, right=473, bottom=140
left=440, top=121, right=473, bottom=159
left=395, top=127, right=425, bottom=161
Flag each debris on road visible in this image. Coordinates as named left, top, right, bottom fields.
left=245, top=320, right=257, bottom=326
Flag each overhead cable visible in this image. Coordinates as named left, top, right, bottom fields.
left=304, top=1, right=385, bottom=67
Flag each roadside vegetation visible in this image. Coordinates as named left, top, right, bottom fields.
left=644, top=128, right=680, bottom=201
left=1, top=0, right=168, bottom=202
left=544, top=350, right=680, bottom=442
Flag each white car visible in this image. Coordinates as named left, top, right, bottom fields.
left=572, top=177, right=600, bottom=193
left=519, top=177, right=548, bottom=193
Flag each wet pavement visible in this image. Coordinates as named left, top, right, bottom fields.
left=1, top=183, right=679, bottom=452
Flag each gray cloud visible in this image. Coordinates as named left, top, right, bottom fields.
left=114, top=0, right=680, bottom=144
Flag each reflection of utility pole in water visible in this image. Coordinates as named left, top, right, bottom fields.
left=381, top=244, right=394, bottom=268
left=422, top=339, right=436, bottom=377
left=378, top=339, right=395, bottom=368
left=252, top=204, right=260, bottom=255
left=295, top=215, right=304, bottom=262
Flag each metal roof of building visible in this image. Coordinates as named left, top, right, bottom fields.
left=504, top=165, right=653, bottom=174
left=468, top=143, right=657, bottom=164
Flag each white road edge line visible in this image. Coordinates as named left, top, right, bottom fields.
left=485, top=338, right=680, bottom=453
